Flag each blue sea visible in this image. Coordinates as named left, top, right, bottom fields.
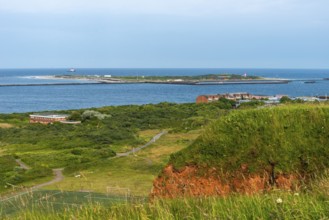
left=1, top=68, right=329, bottom=113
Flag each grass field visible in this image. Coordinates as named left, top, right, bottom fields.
left=0, top=130, right=200, bottom=218
left=110, top=129, right=161, bottom=153
left=43, top=130, right=201, bottom=196
left=3, top=189, right=329, bottom=219
left=0, top=149, right=6, bottom=156
left=0, top=189, right=140, bottom=218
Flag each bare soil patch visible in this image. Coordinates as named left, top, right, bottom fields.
left=0, top=123, right=14, bottom=128
left=151, top=165, right=298, bottom=198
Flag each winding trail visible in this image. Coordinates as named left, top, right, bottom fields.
left=1, top=131, right=166, bottom=201
left=14, top=159, right=64, bottom=189
left=31, top=168, right=64, bottom=189
left=115, top=130, right=168, bottom=158
left=0, top=168, right=64, bottom=202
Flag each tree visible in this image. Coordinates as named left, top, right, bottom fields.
left=280, top=96, right=292, bottom=103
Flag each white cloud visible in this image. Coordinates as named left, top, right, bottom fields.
left=0, top=0, right=322, bottom=16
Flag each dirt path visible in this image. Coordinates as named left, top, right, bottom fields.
left=0, top=168, right=64, bottom=202
left=15, top=159, right=31, bottom=170
left=14, top=159, right=63, bottom=189
left=115, top=130, right=168, bottom=158
left=31, top=168, right=64, bottom=189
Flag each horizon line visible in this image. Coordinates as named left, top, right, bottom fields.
left=1, top=67, right=329, bottom=70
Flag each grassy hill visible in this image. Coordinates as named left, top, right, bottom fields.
left=152, top=104, right=329, bottom=197
left=172, top=105, right=329, bottom=173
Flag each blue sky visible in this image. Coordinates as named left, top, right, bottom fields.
left=0, top=0, right=328, bottom=68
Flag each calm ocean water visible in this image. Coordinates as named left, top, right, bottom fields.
left=1, top=68, right=329, bottom=113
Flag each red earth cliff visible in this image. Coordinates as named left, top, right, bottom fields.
left=151, top=165, right=299, bottom=198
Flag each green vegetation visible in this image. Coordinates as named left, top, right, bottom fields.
left=170, top=104, right=329, bottom=179
left=0, top=189, right=133, bottom=217
left=0, top=155, right=52, bottom=191
left=4, top=187, right=329, bottom=219
left=46, top=130, right=200, bottom=195
left=0, top=102, right=229, bottom=192
left=2, top=102, right=329, bottom=219
left=280, top=96, right=293, bottom=103
left=57, top=73, right=262, bottom=82
left=238, top=100, right=265, bottom=109
left=117, top=73, right=261, bottom=81
left=280, top=96, right=306, bottom=104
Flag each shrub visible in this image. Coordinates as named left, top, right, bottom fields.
left=81, top=110, right=110, bottom=121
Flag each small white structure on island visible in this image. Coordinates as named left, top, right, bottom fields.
left=104, top=75, right=112, bottom=78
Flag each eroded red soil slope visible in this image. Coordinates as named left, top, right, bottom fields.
left=152, top=165, right=298, bottom=198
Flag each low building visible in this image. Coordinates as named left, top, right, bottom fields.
left=29, top=113, right=69, bottom=124
left=196, top=94, right=220, bottom=103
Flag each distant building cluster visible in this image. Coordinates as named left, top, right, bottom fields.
left=196, top=93, right=282, bottom=103
left=29, top=113, right=81, bottom=125
left=196, top=93, right=252, bottom=103
left=196, top=92, right=329, bottom=105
